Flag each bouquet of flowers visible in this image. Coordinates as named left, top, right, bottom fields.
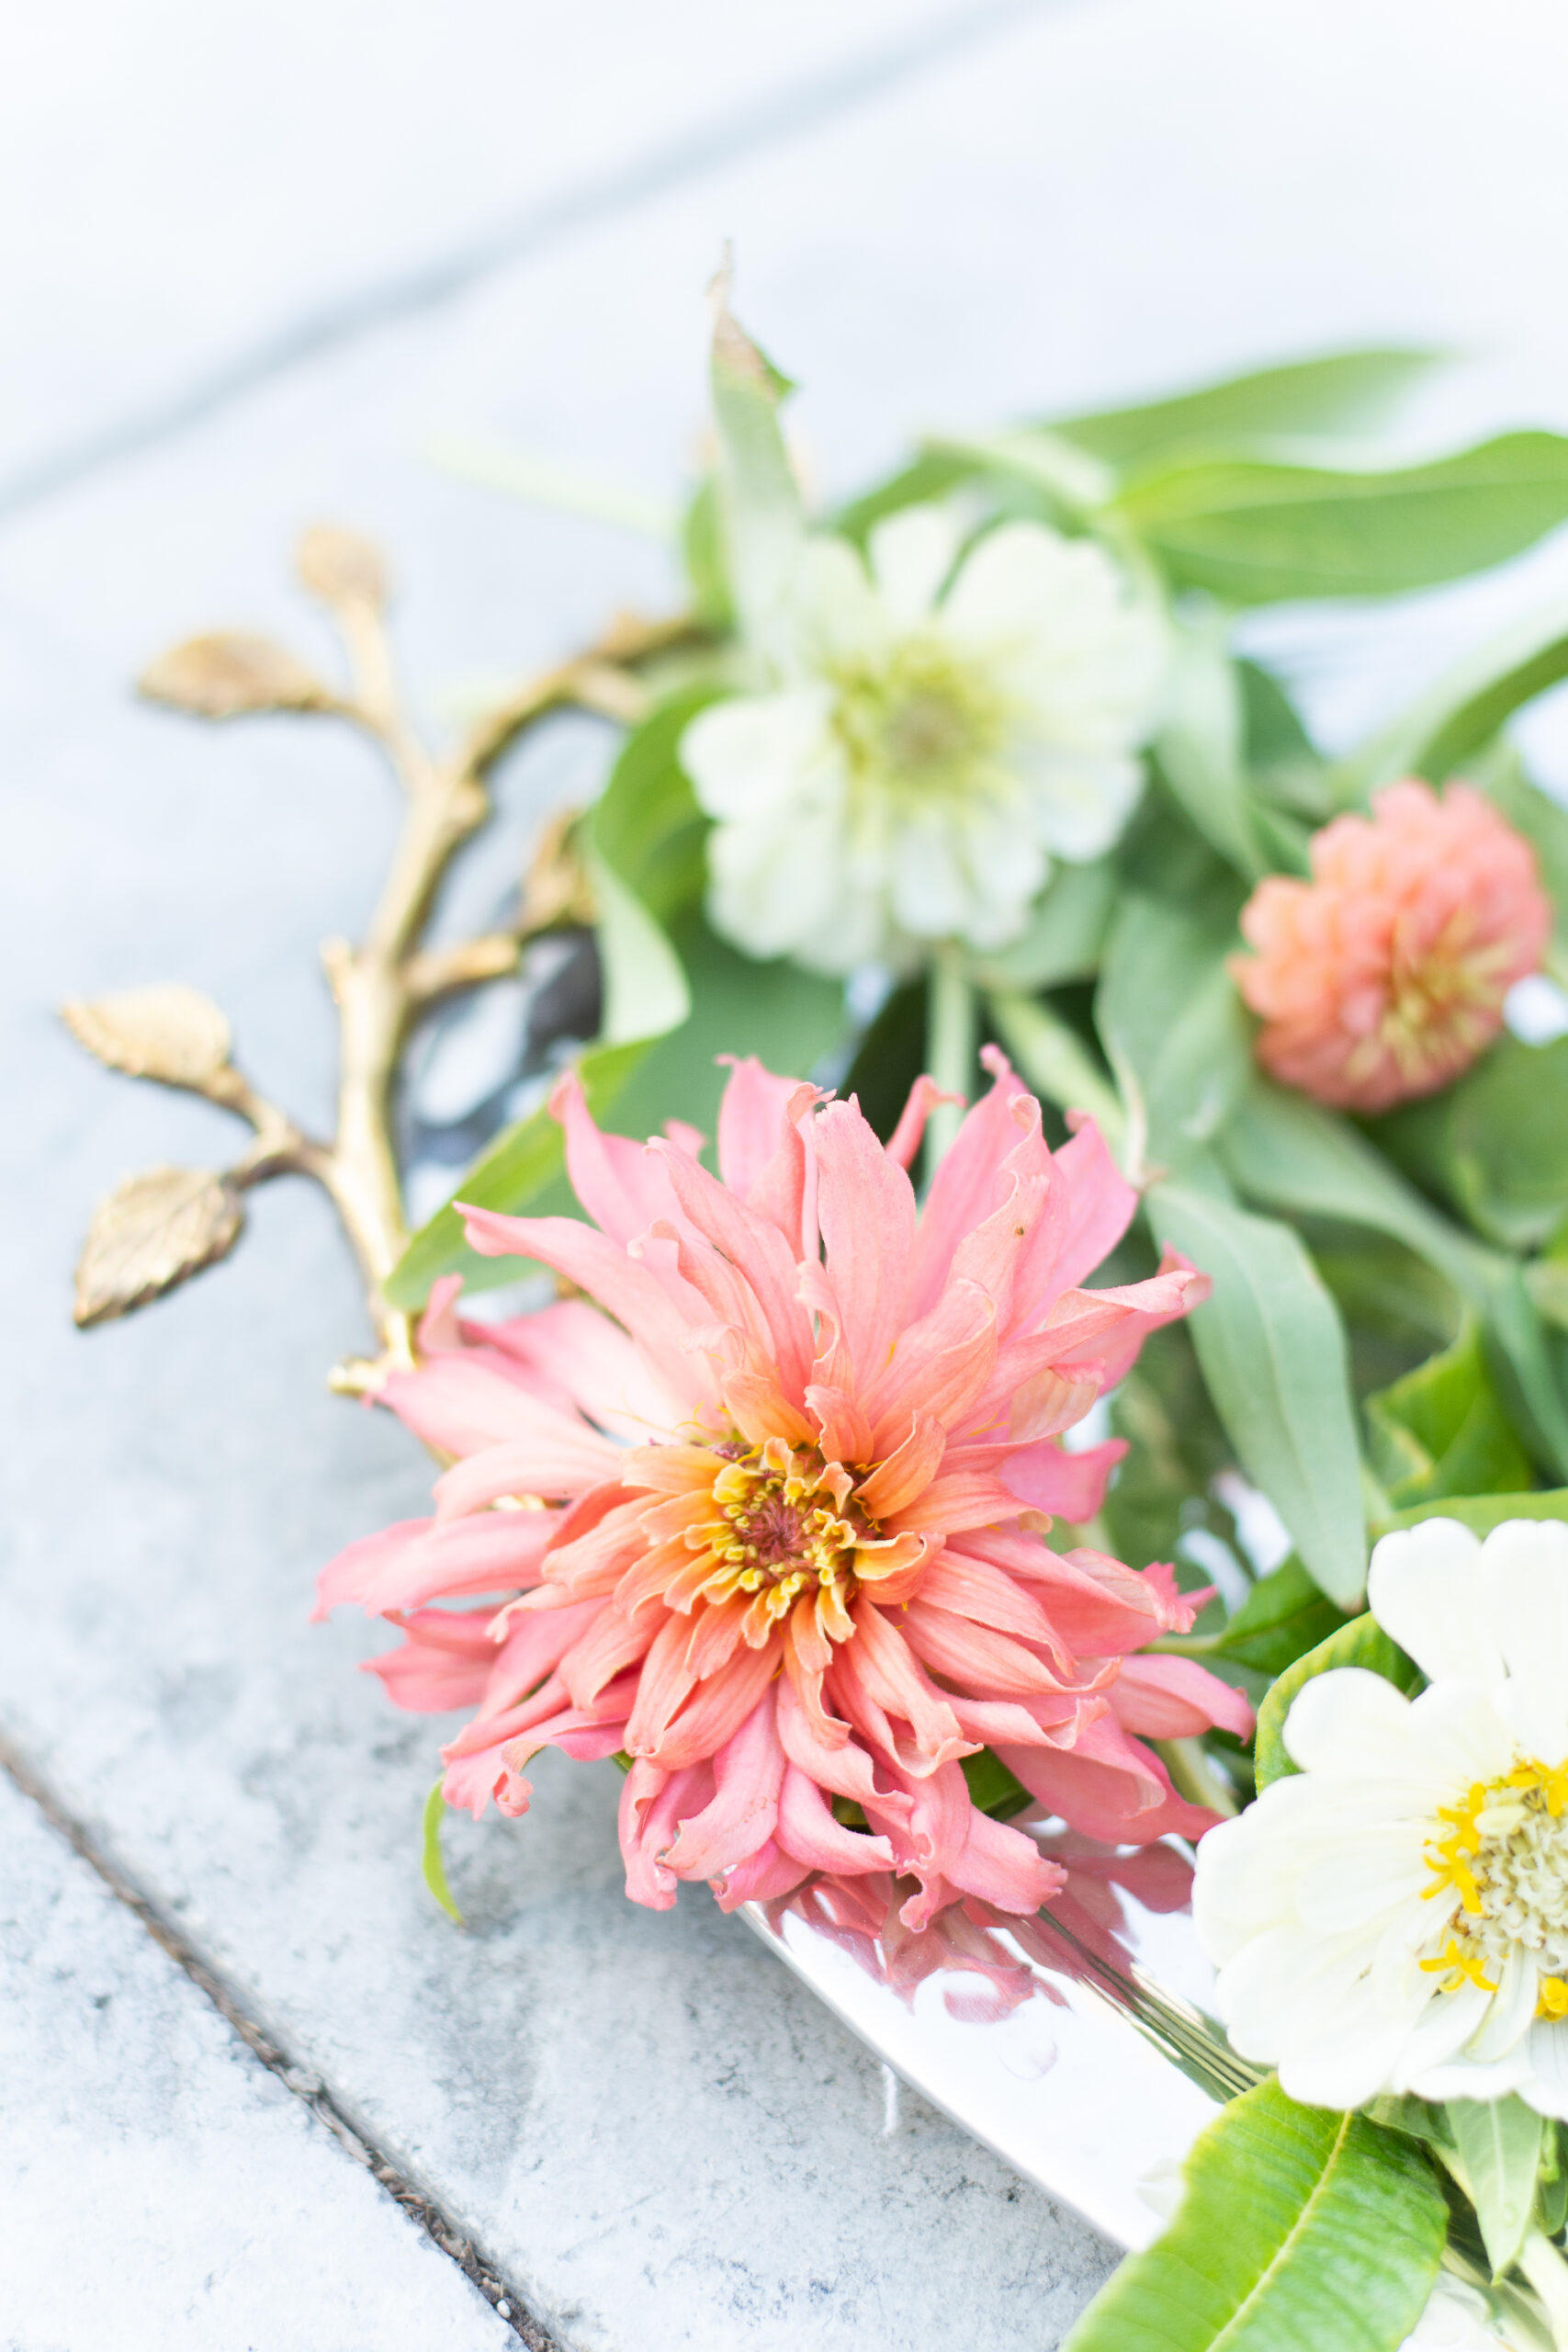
left=65, top=271, right=1568, bottom=2349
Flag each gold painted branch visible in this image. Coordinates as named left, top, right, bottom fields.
left=64, top=524, right=695, bottom=1363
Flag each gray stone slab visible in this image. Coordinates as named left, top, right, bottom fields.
left=0, top=1770, right=517, bottom=2352
left=0, top=0, right=1044, bottom=504
left=6, top=4, right=1568, bottom=2345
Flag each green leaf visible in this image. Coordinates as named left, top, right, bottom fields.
left=830, top=448, right=975, bottom=545
left=922, top=428, right=1114, bottom=522
left=1154, top=616, right=1269, bottom=880
left=962, top=855, right=1115, bottom=991
left=1113, top=433, right=1568, bottom=605
left=1481, top=743, right=1568, bottom=974
left=1332, top=589, right=1568, bottom=804
left=960, top=1749, right=1033, bottom=1823
left=1366, top=1320, right=1535, bottom=1507
left=1061, top=2077, right=1446, bottom=2352
left=1255, top=1614, right=1421, bottom=1791
left=1372, top=1489, right=1568, bottom=1540
left=681, top=475, right=734, bottom=633
left=1446, top=2097, right=1544, bottom=2280
left=1207, top=1557, right=1350, bottom=1677
left=422, top=1779, right=464, bottom=1926
left=1047, top=347, right=1441, bottom=469
left=1149, top=1182, right=1368, bottom=1608
left=1427, top=1036, right=1568, bottom=1254
left=985, top=989, right=1125, bottom=1146
left=589, top=683, right=722, bottom=928
left=708, top=277, right=804, bottom=664
left=1095, top=894, right=1250, bottom=1170
left=582, top=844, right=690, bottom=1045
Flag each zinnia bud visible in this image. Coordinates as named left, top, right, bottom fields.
left=1232, top=779, right=1551, bottom=1114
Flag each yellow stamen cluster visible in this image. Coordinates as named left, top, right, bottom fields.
left=1421, top=1758, right=1568, bottom=2014
left=688, top=1436, right=869, bottom=1643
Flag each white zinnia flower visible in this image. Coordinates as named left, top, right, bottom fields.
left=1403, top=2275, right=1517, bottom=2352
left=1193, top=1517, right=1568, bottom=2117
left=681, top=504, right=1166, bottom=975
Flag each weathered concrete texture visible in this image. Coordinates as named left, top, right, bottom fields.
left=6, top=1, right=1568, bottom=2345
left=0, top=0, right=1044, bottom=503
left=0, top=1770, right=516, bottom=2352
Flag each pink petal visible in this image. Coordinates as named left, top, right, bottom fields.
left=999, top=1435, right=1127, bottom=1521
left=313, top=1510, right=554, bottom=1620
left=1108, top=1655, right=1254, bottom=1740
left=813, top=1098, right=918, bottom=1386
left=776, top=1764, right=895, bottom=1874
left=716, top=1056, right=811, bottom=1197
left=886, top=1074, right=964, bottom=1171
left=661, top=1689, right=785, bottom=1876
left=550, top=1068, right=682, bottom=1247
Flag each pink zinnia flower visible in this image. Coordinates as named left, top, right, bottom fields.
left=1232, top=778, right=1551, bottom=1114
left=317, top=1054, right=1250, bottom=1928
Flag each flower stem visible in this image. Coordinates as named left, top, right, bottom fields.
left=1156, top=1736, right=1239, bottom=1819
left=926, top=947, right=976, bottom=1170
left=1520, top=2232, right=1568, bottom=2348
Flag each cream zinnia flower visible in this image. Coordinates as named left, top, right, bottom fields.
left=681, top=505, right=1166, bottom=975
left=1194, top=1517, right=1568, bottom=2117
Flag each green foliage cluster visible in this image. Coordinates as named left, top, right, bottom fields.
left=400, top=331, right=1568, bottom=2346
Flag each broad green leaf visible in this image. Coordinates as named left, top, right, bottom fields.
left=1061, top=2076, right=1445, bottom=2352
left=963, top=855, right=1115, bottom=991
left=1255, top=1614, right=1421, bottom=1791
left=1154, top=617, right=1269, bottom=880
left=588, top=682, right=719, bottom=926
left=985, top=989, right=1125, bottom=1146
left=1149, top=1182, right=1368, bottom=1607
left=960, top=1749, right=1033, bottom=1823
left=1366, top=1321, right=1535, bottom=1507
left=1224, top=1082, right=1568, bottom=1480
left=1095, top=894, right=1250, bottom=1170
left=831, top=448, right=975, bottom=545
left=923, top=428, right=1114, bottom=522
left=422, top=1779, right=464, bottom=1926
left=1446, top=2098, right=1544, bottom=2280
left=1427, top=1036, right=1568, bottom=1253
left=1101, top=1322, right=1246, bottom=1573
left=1114, top=433, right=1568, bottom=605
left=1047, top=347, right=1440, bottom=469
left=1480, top=742, right=1568, bottom=971
left=708, top=279, right=804, bottom=666
left=1332, top=590, right=1568, bottom=804
left=582, top=846, right=690, bottom=1045
left=1236, top=658, right=1330, bottom=824
left=1372, top=1490, right=1568, bottom=1540
left=1207, top=1557, right=1349, bottom=1677
left=681, top=476, right=733, bottom=633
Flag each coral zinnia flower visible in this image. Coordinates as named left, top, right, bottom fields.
left=1232, top=779, right=1551, bottom=1114
left=317, top=1054, right=1250, bottom=1927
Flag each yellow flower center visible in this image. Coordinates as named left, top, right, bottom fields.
left=1419, top=1758, right=1568, bottom=2013
left=686, top=1437, right=873, bottom=1644
left=829, top=637, right=1006, bottom=803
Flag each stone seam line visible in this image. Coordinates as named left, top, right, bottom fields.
left=0, top=0, right=1070, bottom=526
left=0, top=1726, right=558, bottom=2350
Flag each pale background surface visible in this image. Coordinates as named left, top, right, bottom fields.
left=6, top=4, right=1568, bottom=2346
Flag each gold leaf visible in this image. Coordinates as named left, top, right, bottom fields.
left=139, top=632, right=332, bottom=718
left=73, top=1167, right=244, bottom=1328
left=296, top=526, right=387, bottom=608
left=62, top=984, right=232, bottom=1088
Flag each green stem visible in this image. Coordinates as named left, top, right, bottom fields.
left=1156, top=1736, right=1239, bottom=1819
left=926, top=947, right=976, bottom=1170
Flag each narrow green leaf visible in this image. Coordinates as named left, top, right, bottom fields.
left=1114, top=432, right=1568, bottom=605
left=1154, top=617, right=1269, bottom=879
left=1332, top=589, right=1568, bottom=804
left=985, top=989, right=1124, bottom=1146
left=581, top=846, right=690, bottom=1046
left=922, top=428, right=1115, bottom=520
left=1149, top=1182, right=1369, bottom=1608
left=1372, top=1490, right=1568, bottom=1541
left=1447, top=2098, right=1544, bottom=2279
left=830, top=448, right=975, bottom=545
left=422, top=1779, right=464, bottom=1926
left=1207, top=1557, right=1350, bottom=1677
left=589, top=682, right=719, bottom=926
left=1097, top=895, right=1250, bottom=1167
left=708, top=277, right=804, bottom=665
left=1047, top=347, right=1441, bottom=469
left=1062, top=2077, right=1446, bottom=2352
left=1255, top=1614, right=1421, bottom=1790
left=681, top=476, right=734, bottom=633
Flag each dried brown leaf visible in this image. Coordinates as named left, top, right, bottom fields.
left=62, top=984, right=232, bottom=1088
left=296, top=526, right=387, bottom=608
left=73, top=1166, right=244, bottom=1328
left=140, top=632, right=332, bottom=718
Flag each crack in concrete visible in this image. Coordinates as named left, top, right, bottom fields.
left=0, top=1728, right=555, bottom=2350
left=0, top=0, right=1060, bottom=526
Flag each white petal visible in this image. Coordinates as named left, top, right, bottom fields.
left=1368, top=1519, right=1500, bottom=1685
left=1283, top=1666, right=1417, bottom=1777
left=1466, top=1944, right=1540, bottom=2064
left=1480, top=1518, right=1568, bottom=1687
left=1276, top=2009, right=1415, bottom=2111
left=1496, top=1672, right=1568, bottom=1765
left=867, top=505, right=964, bottom=626
left=705, top=799, right=850, bottom=963
left=1389, top=1978, right=1493, bottom=2086
left=1409, top=2048, right=1533, bottom=2104
left=1405, top=1679, right=1517, bottom=1792
left=1295, top=1832, right=1430, bottom=1933
left=1009, top=742, right=1145, bottom=861
left=790, top=535, right=882, bottom=661
left=1521, top=2019, right=1568, bottom=2120
left=681, top=688, right=837, bottom=821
